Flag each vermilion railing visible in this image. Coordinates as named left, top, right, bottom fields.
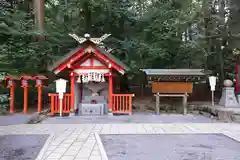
left=49, top=93, right=134, bottom=115
left=112, top=94, right=134, bottom=114
left=49, top=93, right=72, bottom=116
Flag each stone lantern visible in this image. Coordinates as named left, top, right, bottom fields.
left=219, top=79, right=240, bottom=107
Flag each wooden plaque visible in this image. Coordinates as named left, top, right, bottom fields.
left=152, top=82, right=193, bottom=93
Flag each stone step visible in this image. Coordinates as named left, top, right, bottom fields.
left=217, top=110, right=233, bottom=122
left=231, top=114, right=240, bottom=122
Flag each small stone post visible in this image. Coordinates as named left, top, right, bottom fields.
left=183, top=93, right=188, bottom=115
left=155, top=93, right=160, bottom=115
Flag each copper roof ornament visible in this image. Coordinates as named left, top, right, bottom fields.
left=69, top=33, right=111, bottom=45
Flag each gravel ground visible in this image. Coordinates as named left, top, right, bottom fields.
left=0, top=114, right=33, bottom=126
left=101, top=134, right=240, bottom=160
left=42, top=113, right=214, bottom=124
left=0, top=135, right=49, bottom=160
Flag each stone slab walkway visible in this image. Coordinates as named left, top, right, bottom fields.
left=0, top=123, right=240, bottom=160
left=42, top=114, right=214, bottom=124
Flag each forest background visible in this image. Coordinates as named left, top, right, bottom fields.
left=1, top=0, right=240, bottom=112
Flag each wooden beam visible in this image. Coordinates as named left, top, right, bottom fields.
left=75, top=66, right=108, bottom=69
left=95, top=49, right=124, bottom=74
left=70, top=75, right=75, bottom=110
left=37, top=86, right=42, bottom=112
left=72, top=54, right=110, bottom=69
left=155, top=93, right=160, bottom=115
left=108, top=72, right=113, bottom=112
left=54, top=48, right=85, bottom=74
left=9, top=85, right=15, bottom=114
left=23, top=87, right=28, bottom=114
left=154, top=93, right=188, bottom=115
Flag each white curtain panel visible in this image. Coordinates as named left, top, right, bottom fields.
left=74, top=69, right=108, bottom=83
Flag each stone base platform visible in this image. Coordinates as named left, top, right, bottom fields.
left=188, top=102, right=240, bottom=122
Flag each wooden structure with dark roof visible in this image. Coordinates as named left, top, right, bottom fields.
left=141, top=69, right=211, bottom=82
left=141, top=69, right=211, bottom=115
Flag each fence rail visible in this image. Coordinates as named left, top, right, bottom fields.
left=112, top=94, right=134, bottom=114
left=49, top=93, right=134, bottom=115
left=49, top=93, right=72, bottom=116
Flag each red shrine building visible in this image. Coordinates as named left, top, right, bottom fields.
left=48, top=33, right=134, bottom=116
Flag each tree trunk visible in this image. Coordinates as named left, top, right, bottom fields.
left=34, top=0, right=46, bottom=72
left=219, top=45, right=225, bottom=83
left=84, top=2, right=91, bottom=33
left=34, top=0, right=44, bottom=31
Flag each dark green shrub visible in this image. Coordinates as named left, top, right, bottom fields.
left=0, top=94, right=9, bottom=115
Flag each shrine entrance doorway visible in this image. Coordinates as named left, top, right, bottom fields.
left=73, top=57, right=111, bottom=115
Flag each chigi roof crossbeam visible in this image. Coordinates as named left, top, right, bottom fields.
left=69, top=33, right=111, bottom=45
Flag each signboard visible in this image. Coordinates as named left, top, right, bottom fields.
left=208, top=76, right=217, bottom=91
left=55, top=78, right=68, bottom=117
left=55, top=78, right=68, bottom=99
left=152, top=82, right=193, bottom=93
left=147, top=75, right=201, bottom=82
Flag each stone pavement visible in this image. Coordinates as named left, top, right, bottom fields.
left=0, top=123, right=240, bottom=160
left=41, top=114, right=214, bottom=124
left=101, top=134, right=240, bottom=160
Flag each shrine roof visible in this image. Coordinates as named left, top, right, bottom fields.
left=140, top=69, right=211, bottom=76
left=48, top=46, right=82, bottom=72
left=96, top=46, right=129, bottom=71
left=48, top=45, right=129, bottom=73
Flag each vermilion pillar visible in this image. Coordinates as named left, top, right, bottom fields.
left=34, top=76, right=47, bottom=113
left=8, top=80, right=15, bottom=114
left=37, top=86, right=42, bottom=112
left=108, top=73, right=113, bottom=112
left=21, top=79, right=28, bottom=114
left=10, top=86, right=15, bottom=113
left=23, top=87, right=28, bottom=114
left=70, top=75, right=75, bottom=110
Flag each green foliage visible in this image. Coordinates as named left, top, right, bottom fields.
left=0, top=94, right=9, bottom=115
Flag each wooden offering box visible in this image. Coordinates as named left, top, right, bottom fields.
left=152, top=82, right=193, bottom=94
